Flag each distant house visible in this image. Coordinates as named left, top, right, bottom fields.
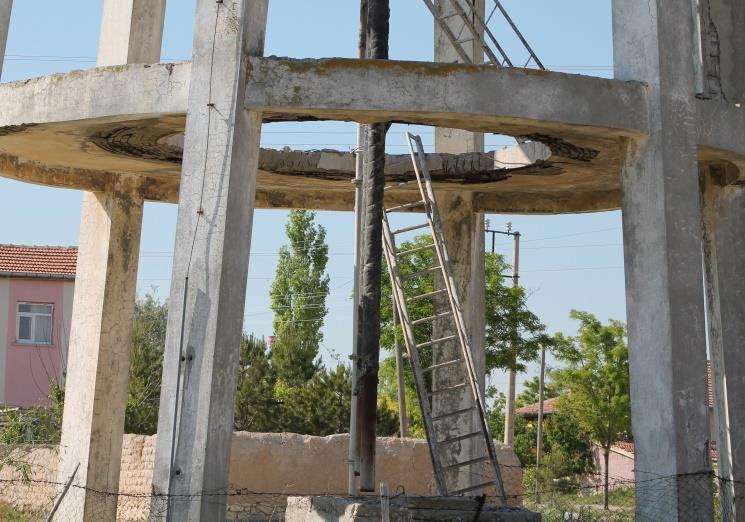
left=0, top=245, right=76, bottom=407
left=517, top=365, right=718, bottom=489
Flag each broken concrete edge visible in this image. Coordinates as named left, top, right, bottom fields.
left=284, top=496, right=540, bottom=522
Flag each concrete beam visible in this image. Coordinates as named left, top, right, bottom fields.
left=55, top=178, right=144, bottom=520
left=614, top=0, right=714, bottom=519
left=246, top=57, right=649, bottom=139
left=97, top=0, right=166, bottom=67
left=151, top=0, right=268, bottom=520
left=0, top=0, right=10, bottom=81
left=701, top=172, right=745, bottom=520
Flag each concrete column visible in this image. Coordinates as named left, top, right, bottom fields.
left=151, top=1, right=267, bottom=520
left=613, top=1, right=714, bottom=520
left=0, top=0, right=12, bottom=81
left=697, top=0, right=745, bottom=102
left=97, top=0, right=166, bottom=66
left=701, top=167, right=745, bottom=521
left=55, top=178, right=144, bottom=521
left=432, top=0, right=487, bottom=494
left=53, top=4, right=166, bottom=521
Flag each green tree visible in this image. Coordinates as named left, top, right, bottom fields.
left=551, top=310, right=631, bottom=510
left=234, top=334, right=279, bottom=432
left=125, top=294, right=167, bottom=434
left=270, top=210, right=330, bottom=384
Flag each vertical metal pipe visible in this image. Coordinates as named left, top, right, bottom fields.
left=535, top=346, right=546, bottom=504
left=348, top=0, right=368, bottom=497
left=504, top=228, right=520, bottom=445
left=392, top=294, right=408, bottom=437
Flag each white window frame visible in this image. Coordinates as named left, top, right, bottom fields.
left=16, top=302, right=54, bottom=346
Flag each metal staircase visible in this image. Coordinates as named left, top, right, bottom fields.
left=422, top=0, right=545, bottom=70
left=382, top=133, right=507, bottom=500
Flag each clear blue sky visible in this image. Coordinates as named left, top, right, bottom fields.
left=1, top=1, right=621, bottom=392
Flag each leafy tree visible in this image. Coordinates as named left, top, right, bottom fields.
left=125, top=294, right=167, bottom=434
left=270, top=210, right=330, bottom=384
left=234, top=334, right=279, bottom=432
left=551, top=310, right=631, bottom=510
left=515, top=375, right=562, bottom=409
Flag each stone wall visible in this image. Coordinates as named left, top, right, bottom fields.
left=0, top=432, right=522, bottom=520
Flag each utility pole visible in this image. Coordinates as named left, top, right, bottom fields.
left=485, top=222, right=521, bottom=445
left=348, top=0, right=368, bottom=497
left=392, top=294, right=408, bottom=437
left=535, top=345, right=546, bottom=504
left=505, top=223, right=521, bottom=445
left=355, top=0, right=389, bottom=493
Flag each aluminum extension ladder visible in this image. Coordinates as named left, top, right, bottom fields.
left=422, top=0, right=545, bottom=70
left=381, top=133, right=507, bottom=500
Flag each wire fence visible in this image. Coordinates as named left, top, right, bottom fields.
left=0, top=465, right=737, bottom=521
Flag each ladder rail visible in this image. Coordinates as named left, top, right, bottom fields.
left=442, top=0, right=505, bottom=67
left=491, top=0, right=545, bottom=70
left=382, top=219, right=449, bottom=496
left=405, top=132, right=508, bottom=503
left=421, top=0, right=474, bottom=65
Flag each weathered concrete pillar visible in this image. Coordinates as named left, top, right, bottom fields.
left=97, top=0, right=166, bottom=66
left=151, top=1, right=267, bottom=520
left=613, top=0, right=714, bottom=519
left=432, top=0, right=487, bottom=493
left=55, top=179, right=144, bottom=520
left=54, top=3, right=166, bottom=520
left=697, top=0, right=745, bottom=102
left=0, top=0, right=12, bottom=80
left=701, top=167, right=745, bottom=521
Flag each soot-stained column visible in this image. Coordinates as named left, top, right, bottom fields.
left=355, top=0, right=389, bottom=494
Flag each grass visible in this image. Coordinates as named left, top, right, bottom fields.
left=0, top=502, right=33, bottom=522
left=523, top=487, right=636, bottom=522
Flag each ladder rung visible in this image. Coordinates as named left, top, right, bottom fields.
left=438, top=12, right=460, bottom=21
left=397, top=244, right=434, bottom=257
left=387, top=201, right=425, bottom=213
left=384, top=180, right=416, bottom=191
left=407, top=288, right=447, bottom=303
left=437, top=431, right=482, bottom=445
left=402, top=266, right=441, bottom=279
left=428, top=382, right=468, bottom=396
left=450, top=482, right=495, bottom=496
left=443, top=456, right=491, bottom=471
left=392, top=223, right=429, bottom=235
left=412, top=311, right=453, bottom=326
left=416, top=335, right=456, bottom=349
left=432, top=406, right=473, bottom=421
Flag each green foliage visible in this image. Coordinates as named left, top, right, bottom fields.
left=551, top=311, right=631, bottom=452
left=234, top=334, right=279, bottom=432
left=270, top=210, right=330, bottom=384
left=0, top=502, right=32, bottom=522
left=485, top=253, right=549, bottom=373
left=125, top=294, right=167, bottom=435
left=0, top=384, right=63, bottom=445
left=233, top=333, right=353, bottom=436
left=515, top=376, right=562, bottom=408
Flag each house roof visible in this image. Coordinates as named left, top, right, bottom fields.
left=0, top=245, right=77, bottom=279
left=517, top=364, right=715, bottom=420
left=515, top=396, right=561, bottom=419
left=610, top=440, right=718, bottom=463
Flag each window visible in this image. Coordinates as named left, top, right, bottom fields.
left=16, top=303, right=53, bottom=345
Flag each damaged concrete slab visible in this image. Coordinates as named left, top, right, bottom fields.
left=284, top=496, right=540, bottom=522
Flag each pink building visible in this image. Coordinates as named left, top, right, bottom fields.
left=0, top=245, right=76, bottom=407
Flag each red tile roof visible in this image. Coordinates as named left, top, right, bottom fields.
left=515, top=396, right=561, bottom=418
left=0, top=245, right=77, bottom=279
left=611, top=440, right=718, bottom=463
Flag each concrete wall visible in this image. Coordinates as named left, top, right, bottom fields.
left=0, top=432, right=523, bottom=520
left=3, top=278, right=67, bottom=407
left=587, top=445, right=635, bottom=492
